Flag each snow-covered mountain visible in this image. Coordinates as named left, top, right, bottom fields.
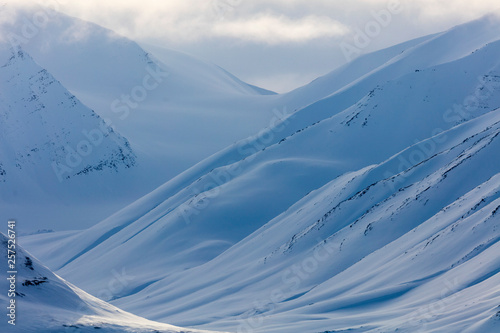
left=0, top=44, right=141, bottom=231
left=0, top=47, right=135, bottom=180
left=22, top=14, right=500, bottom=333
left=2, top=4, right=279, bottom=178
left=0, top=4, right=280, bottom=232
left=0, top=232, right=223, bottom=333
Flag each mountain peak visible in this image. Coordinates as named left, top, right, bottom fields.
left=0, top=45, right=136, bottom=187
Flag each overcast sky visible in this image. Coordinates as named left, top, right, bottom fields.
left=9, top=0, right=500, bottom=92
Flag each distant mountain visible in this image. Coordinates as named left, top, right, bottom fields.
left=23, top=14, right=500, bottom=333
left=0, top=45, right=140, bottom=231
left=281, top=13, right=500, bottom=109
left=2, top=4, right=280, bottom=178
left=0, top=5, right=280, bottom=232
left=0, top=232, right=222, bottom=332
left=0, top=47, right=135, bottom=181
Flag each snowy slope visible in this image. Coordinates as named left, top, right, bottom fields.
left=0, top=233, right=222, bottom=333
left=21, top=13, right=500, bottom=333
left=278, top=14, right=500, bottom=111
left=118, top=108, right=500, bottom=332
left=0, top=46, right=135, bottom=181
left=0, top=45, right=141, bottom=231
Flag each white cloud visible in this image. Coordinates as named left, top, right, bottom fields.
left=4, top=0, right=500, bottom=92
left=48, top=1, right=349, bottom=44
left=6, top=0, right=500, bottom=45
left=212, top=14, right=349, bottom=44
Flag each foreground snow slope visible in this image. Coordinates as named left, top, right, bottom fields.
left=0, top=233, right=222, bottom=333
left=22, top=14, right=500, bottom=333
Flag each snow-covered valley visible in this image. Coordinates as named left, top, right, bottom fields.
left=2, top=3, right=500, bottom=333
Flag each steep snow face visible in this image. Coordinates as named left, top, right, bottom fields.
left=20, top=14, right=500, bottom=333
left=0, top=45, right=141, bottom=231
left=0, top=47, right=135, bottom=182
left=0, top=232, right=222, bottom=333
